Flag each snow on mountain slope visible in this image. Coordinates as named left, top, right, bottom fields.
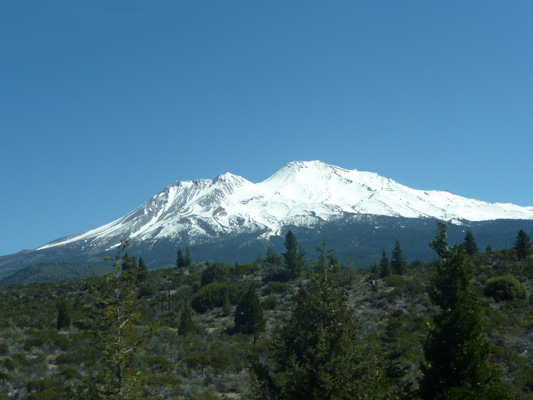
left=38, top=161, right=533, bottom=251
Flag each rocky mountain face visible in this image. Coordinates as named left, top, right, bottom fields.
left=1, top=161, right=532, bottom=276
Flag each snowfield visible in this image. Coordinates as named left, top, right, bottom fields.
left=38, top=161, right=533, bottom=251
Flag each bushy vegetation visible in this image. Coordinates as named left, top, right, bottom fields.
left=484, top=275, right=527, bottom=301
left=0, top=228, right=531, bottom=399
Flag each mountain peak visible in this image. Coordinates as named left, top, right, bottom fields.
left=33, top=160, right=533, bottom=255
left=213, top=172, right=245, bottom=183
left=278, top=160, right=348, bottom=174
left=283, top=160, right=328, bottom=169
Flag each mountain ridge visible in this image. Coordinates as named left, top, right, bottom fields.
left=37, top=160, right=533, bottom=253
left=1, top=160, right=532, bottom=276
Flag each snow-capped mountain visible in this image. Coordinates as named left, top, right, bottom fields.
left=38, top=160, right=533, bottom=253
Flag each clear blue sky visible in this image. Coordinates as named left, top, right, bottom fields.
left=1, top=0, right=532, bottom=256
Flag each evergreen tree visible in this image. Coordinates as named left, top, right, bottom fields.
left=379, top=249, right=391, bottom=278
left=253, top=275, right=394, bottom=399
left=82, top=240, right=148, bottom=399
left=313, top=236, right=339, bottom=277
left=283, top=230, right=306, bottom=279
left=121, top=253, right=137, bottom=272
left=390, top=240, right=407, bottom=275
left=463, top=230, right=479, bottom=256
left=56, top=297, right=71, bottom=331
left=430, top=220, right=450, bottom=259
left=265, top=246, right=283, bottom=265
left=222, top=290, right=232, bottom=316
left=382, top=315, right=413, bottom=395
left=420, top=225, right=511, bottom=400
left=179, top=302, right=195, bottom=335
left=185, top=247, right=192, bottom=267
left=137, top=256, right=147, bottom=281
left=234, top=286, right=265, bottom=337
left=176, top=248, right=186, bottom=268
left=514, top=229, right=532, bottom=260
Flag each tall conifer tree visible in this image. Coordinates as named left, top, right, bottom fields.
left=463, top=230, right=479, bottom=256
left=253, top=274, right=394, bottom=399
left=185, top=247, right=192, bottom=267
left=234, top=286, right=265, bottom=336
left=390, top=240, right=407, bottom=275
left=176, top=248, right=186, bottom=268
left=137, top=256, right=147, bottom=281
left=420, top=225, right=511, bottom=400
left=283, top=230, right=306, bottom=279
left=379, top=249, right=391, bottom=278
left=56, top=297, right=71, bottom=331
left=179, top=302, right=195, bottom=335
left=514, top=229, right=531, bottom=260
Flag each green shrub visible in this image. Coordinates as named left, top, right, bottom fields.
left=24, top=329, right=71, bottom=351
left=183, top=347, right=229, bottom=373
left=138, top=282, right=157, bottom=298
left=186, top=392, right=220, bottom=400
left=0, top=370, right=12, bottom=383
left=484, top=275, right=527, bottom=301
left=191, top=282, right=241, bottom=313
left=26, top=377, right=64, bottom=398
left=27, top=378, right=53, bottom=393
left=1, top=358, right=15, bottom=371
left=55, top=344, right=100, bottom=364
left=201, top=263, right=230, bottom=287
left=10, top=352, right=27, bottom=367
left=262, top=281, right=293, bottom=295
left=231, top=262, right=259, bottom=278
left=382, top=274, right=407, bottom=288
left=379, top=288, right=401, bottom=303
left=262, top=296, right=277, bottom=310
left=145, top=354, right=171, bottom=372
left=59, top=367, right=77, bottom=380
left=25, top=390, right=59, bottom=400
left=262, top=265, right=291, bottom=283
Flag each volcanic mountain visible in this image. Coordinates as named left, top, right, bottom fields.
left=2, top=161, right=532, bottom=274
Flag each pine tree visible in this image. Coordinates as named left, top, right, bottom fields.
left=379, top=249, right=391, bottom=278
left=463, top=230, right=479, bottom=256
left=185, top=247, right=192, bottom=267
left=390, top=240, right=407, bottom=275
left=179, top=302, right=195, bottom=335
left=420, top=225, right=511, bottom=400
left=82, top=240, right=148, bottom=399
left=56, top=297, right=71, bottom=331
left=313, top=236, right=339, bottom=277
left=222, top=291, right=232, bottom=316
left=514, top=229, right=532, bottom=260
left=234, top=286, right=265, bottom=337
left=283, top=230, right=306, bottom=279
left=176, top=248, right=186, bottom=268
left=382, top=315, right=413, bottom=395
left=252, top=275, right=394, bottom=399
left=430, top=220, right=450, bottom=259
left=265, top=246, right=283, bottom=265
left=121, top=253, right=137, bottom=272
left=137, top=256, right=147, bottom=281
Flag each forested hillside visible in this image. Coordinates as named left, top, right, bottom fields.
left=0, top=264, right=112, bottom=287
left=0, top=227, right=532, bottom=399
